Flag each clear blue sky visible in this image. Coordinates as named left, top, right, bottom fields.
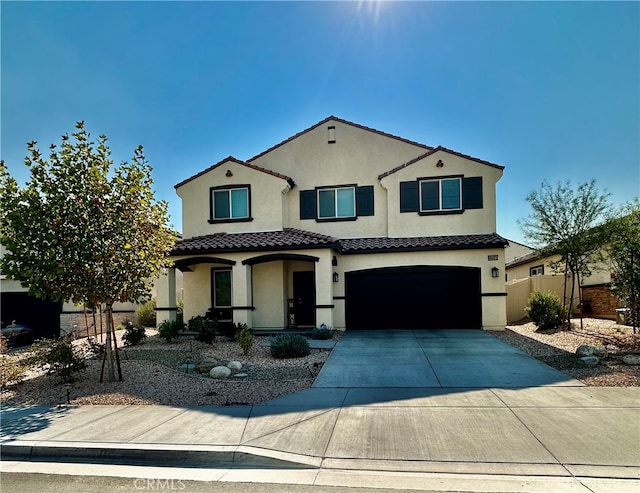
left=2, top=1, right=638, bottom=245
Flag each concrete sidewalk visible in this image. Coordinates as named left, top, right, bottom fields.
left=1, top=330, right=639, bottom=492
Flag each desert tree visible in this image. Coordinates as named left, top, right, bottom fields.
left=519, top=180, right=610, bottom=329
left=605, top=201, right=640, bottom=332
left=0, top=122, right=176, bottom=381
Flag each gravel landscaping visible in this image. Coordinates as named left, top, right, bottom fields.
left=1, top=318, right=638, bottom=407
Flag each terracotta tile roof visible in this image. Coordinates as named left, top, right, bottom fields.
left=171, top=228, right=339, bottom=255
left=378, top=146, right=504, bottom=180
left=172, top=230, right=508, bottom=256
left=175, top=156, right=295, bottom=190
left=248, top=116, right=432, bottom=163
left=340, top=233, right=509, bottom=254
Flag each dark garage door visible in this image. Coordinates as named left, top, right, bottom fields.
left=1, top=292, right=61, bottom=340
left=345, top=266, right=481, bottom=330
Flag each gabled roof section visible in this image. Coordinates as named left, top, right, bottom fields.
left=247, top=116, right=432, bottom=163
left=378, top=146, right=505, bottom=180
left=175, top=156, right=295, bottom=190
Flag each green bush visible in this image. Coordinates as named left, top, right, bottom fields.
left=158, top=319, right=185, bottom=343
left=86, top=337, right=105, bottom=360
left=270, top=334, right=310, bottom=359
left=122, top=322, right=147, bottom=346
left=29, top=338, right=87, bottom=383
left=310, top=326, right=335, bottom=340
left=188, top=316, right=217, bottom=345
left=525, top=291, right=564, bottom=331
left=236, top=326, right=255, bottom=355
left=136, top=299, right=157, bottom=327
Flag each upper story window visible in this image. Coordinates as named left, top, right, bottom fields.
left=299, top=185, right=374, bottom=222
left=209, top=185, right=251, bottom=223
left=420, top=177, right=462, bottom=212
left=318, top=187, right=355, bottom=219
left=400, top=176, right=483, bottom=214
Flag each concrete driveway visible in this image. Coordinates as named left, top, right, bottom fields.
left=313, top=329, right=582, bottom=388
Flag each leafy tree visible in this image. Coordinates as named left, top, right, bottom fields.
left=519, top=180, right=610, bottom=329
left=606, top=201, right=640, bottom=332
left=0, top=122, right=176, bottom=381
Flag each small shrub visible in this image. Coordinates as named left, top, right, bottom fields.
left=188, top=316, right=217, bottom=345
left=122, top=322, right=147, bottom=346
left=0, top=357, right=28, bottom=389
left=158, top=319, right=185, bottom=343
left=86, top=337, right=105, bottom=360
left=236, top=326, right=255, bottom=355
left=0, top=336, right=8, bottom=354
left=270, top=334, right=310, bottom=359
left=136, top=299, right=157, bottom=327
left=310, top=325, right=335, bottom=340
left=525, top=291, right=564, bottom=331
left=29, top=338, right=87, bottom=383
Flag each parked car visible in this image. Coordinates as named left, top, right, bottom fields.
left=1, top=321, right=33, bottom=348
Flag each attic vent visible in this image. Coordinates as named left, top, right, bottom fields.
left=328, top=126, right=336, bottom=144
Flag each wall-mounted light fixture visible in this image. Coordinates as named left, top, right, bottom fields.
left=226, top=170, right=233, bottom=177
left=491, top=266, right=500, bottom=278
left=332, top=256, right=338, bottom=267
left=333, top=272, right=339, bottom=283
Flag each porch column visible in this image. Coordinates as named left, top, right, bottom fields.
left=315, top=251, right=334, bottom=328
left=232, top=263, right=253, bottom=327
left=155, top=267, right=177, bottom=327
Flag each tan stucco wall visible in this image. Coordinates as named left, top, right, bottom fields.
left=163, top=246, right=507, bottom=331
left=177, top=159, right=291, bottom=239
left=380, top=150, right=503, bottom=238
left=250, top=119, right=429, bottom=239
left=505, top=241, right=534, bottom=262
left=252, top=261, right=286, bottom=330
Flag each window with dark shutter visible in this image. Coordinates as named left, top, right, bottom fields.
left=462, top=177, right=483, bottom=209
left=355, top=186, right=374, bottom=216
left=299, top=189, right=317, bottom=219
left=400, top=181, right=419, bottom=213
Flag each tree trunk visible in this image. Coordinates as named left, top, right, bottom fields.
left=99, top=303, right=123, bottom=382
left=562, top=260, right=569, bottom=330
left=567, top=264, right=576, bottom=331
left=577, top=271, right=584, bottom=331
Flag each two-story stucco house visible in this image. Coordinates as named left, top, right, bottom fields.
left=156, top=116, right=509, bottom=332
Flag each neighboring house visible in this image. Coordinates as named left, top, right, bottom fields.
left=505, top=249, right=617, bottom=320
left=0, top=245, right=61, bottom=339
left=156, top=116, right=509, bottom=331
left=504, top=240, right=535, bottom=264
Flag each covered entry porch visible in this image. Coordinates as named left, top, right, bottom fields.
left=156, top=249, right=336, bottom=331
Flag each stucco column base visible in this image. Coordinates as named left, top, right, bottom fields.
left=155, top=267, right=177, bottom=327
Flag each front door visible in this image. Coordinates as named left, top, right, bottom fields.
left=293, top=271, right=316, bottom=327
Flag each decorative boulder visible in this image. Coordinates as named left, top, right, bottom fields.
left=578, top=356, right=599, bottom=367
left=227, top=361, right=243, bottom=371
left=197, top=358, right=221, bottom=374
left=576, top=345, right=607, bottom=358
left=210, top=366, right=232, bottom=378
left=622, top=354, right=640, bottom=365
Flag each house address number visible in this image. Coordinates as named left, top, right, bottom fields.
left=487, top=255, right=499, bottom=261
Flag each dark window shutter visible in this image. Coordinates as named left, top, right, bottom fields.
left=299, top=190, right=317, bottom=219
left=400, top=181, right=419, bottom=213
left=463, top=177, right=483, bottom=209
left=355, top=186, right=374, bottom=216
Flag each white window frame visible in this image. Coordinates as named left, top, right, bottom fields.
left=530, top=265, right=544, bottom=276
left=317, top=186, right=356, bottom=219
left=211, top=187, right=249, bottom=220
left=419, top=177, right=462, bottom=212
